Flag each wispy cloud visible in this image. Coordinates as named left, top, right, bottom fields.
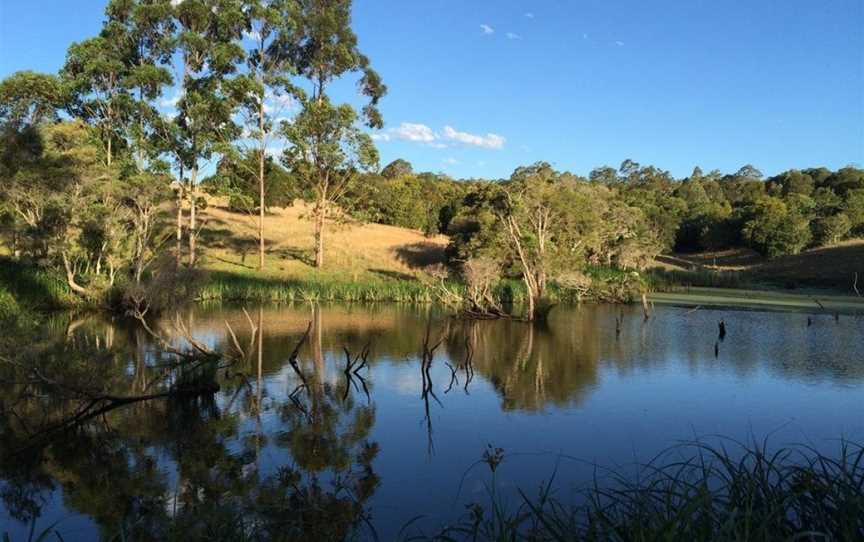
left=506, top=32, right=522, bottom=40
left=480, top=24, right=494, bottom=35
left=392, top=122, right=437, bottom=142
left=443, top=126, right=505, bottom=149
left=373, top=122, right=506, bottom=150
left=524, top=12, right=534, bottom=19
left=442, top=157, right=460, bottom=165
left=615, top=40, right=625, bottom=46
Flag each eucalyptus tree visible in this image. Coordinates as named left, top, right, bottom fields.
left=231, top=0, right=299, bottom=270
left=284, top=0, right=386, bottom=268
left=282, top=96, right=378, bottom=268
left=171, top=0, right=246, bottom=267
left=61, top=27, right=134, bottom=166
left=0, top=71, right=64, bottom=127
left=102, top=0, right=176, bottom=169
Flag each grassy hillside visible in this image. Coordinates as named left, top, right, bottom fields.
left=651, top=239, right=864, bottom=293
left=199, top=198, right=448, bottom=281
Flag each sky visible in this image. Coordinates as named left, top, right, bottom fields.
left=1, top=0, right=862, bottom=179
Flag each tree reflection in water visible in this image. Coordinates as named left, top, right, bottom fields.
left=0, top=307, right=380, bottom=541
left=2, top=303, right=863, bottom=540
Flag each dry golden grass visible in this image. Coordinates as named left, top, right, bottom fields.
left=198, top=197, right=448, bottom=282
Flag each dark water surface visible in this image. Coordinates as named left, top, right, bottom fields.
left=2, top=303, right=863, bottom=540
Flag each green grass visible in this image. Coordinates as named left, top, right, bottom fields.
left=417, top=439, right=864, bottom=541
left=645, top=267, right=757, bottom=291
left=0, top=256, right=77, bottom=309
left=198, top=267, right=641, bottom=306
left=199, top=270, right=440, bottom=303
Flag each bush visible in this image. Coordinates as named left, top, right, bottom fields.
left=812, top=213, right=851, bottom=246
left=742, top=198, right=811, bottom=258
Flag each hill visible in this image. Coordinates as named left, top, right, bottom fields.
left=198, top=198, right=448, bottom=284
left=653, top=239, right=864, bottom=293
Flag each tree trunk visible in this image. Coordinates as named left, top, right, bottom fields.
left=176, top=188, right=183, bottom=268
left=188, top=167, right=197, bottom=267
left=258, top=143, right=265, bottom=271
left=314, top=200, right=326, bottom=268
left=258, top=77, right=266, bottom=271
left=62, top=252, right=89, bottom=296
left=176, top=165, right=184, bottom=268
left=524, top=275, right=536, bottom=321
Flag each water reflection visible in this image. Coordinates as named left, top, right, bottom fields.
left=1, top=303, right=863, bottom=539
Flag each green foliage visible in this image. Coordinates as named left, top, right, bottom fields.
left=812, top=213, right=852, bottom=246
left=381, top=158, right=413, bottom=179
left=742, top=197, right=812, bottom=258
left=844, top=188, right=864, bottom=233
left=346, top=171, right=466, bottom=235
left=0, top=256, right=75, bottom=309
left=205, top=152, right=296, bottom=212
left=0, top=71, right=65, bottom=126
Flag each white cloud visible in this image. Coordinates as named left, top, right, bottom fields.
left=443, top=157, right=460, bottom=165
left=372, top=122, right=504, bottom=150
left=615, top=40, right=625, bottom=46
left=524, top=12, right=534, bottom=19
left=159, top=92, right=182, bottom=109
left=392, top=122, right=437, bottom=142
left=443, top=125, right=505, bottom=149
left=263, top=91, right=296, bottom=114
left=480, top=24, right=494, bottom=35
left=506, top=32, right=522, bottom=40
left=243, top=30, right=261, bottom=41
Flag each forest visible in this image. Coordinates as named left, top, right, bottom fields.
left=1, top=0, right=863, bottom=322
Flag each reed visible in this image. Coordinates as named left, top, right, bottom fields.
left=416, top=439, right=864, bottom=541
left=0, top=257, right=77, bottom=309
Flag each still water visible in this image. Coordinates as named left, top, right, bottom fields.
left=1, top=303, right=863, bottom=540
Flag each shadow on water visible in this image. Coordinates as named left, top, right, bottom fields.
left=1, top=303, right=863, bottom=539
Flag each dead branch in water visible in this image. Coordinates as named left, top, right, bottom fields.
left=341, top=344, right=371, bottom=402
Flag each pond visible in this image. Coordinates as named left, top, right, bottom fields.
left=1, top=302, right=863, bottom=540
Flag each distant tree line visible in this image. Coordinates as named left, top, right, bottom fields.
left=344, top=159, right=864, bottom=261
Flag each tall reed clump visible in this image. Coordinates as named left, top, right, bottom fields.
left=418, top=439, right=864, bottom=542
left=646, top=267, right=754, bottom=291
left=0, top=256, right=77, bottom=309
left=198, top=271, right=441, bottom=304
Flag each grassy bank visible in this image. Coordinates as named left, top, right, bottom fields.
left=197, top=266, right=640, bottom=305
left=0, top=256, right=76, bottom=310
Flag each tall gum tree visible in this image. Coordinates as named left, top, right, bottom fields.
left=281, top=95, right=379, bottom=267
left=285, top=0, right=386, bottom=268
left=171, top=0, right=246, bottom=267
left=231, top=0, right=299, bottom=270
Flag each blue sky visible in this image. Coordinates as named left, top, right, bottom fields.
left=1, top=0, right=862, bottom=179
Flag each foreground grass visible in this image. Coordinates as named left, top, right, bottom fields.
left=415, top=439, right=864, bottom=542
